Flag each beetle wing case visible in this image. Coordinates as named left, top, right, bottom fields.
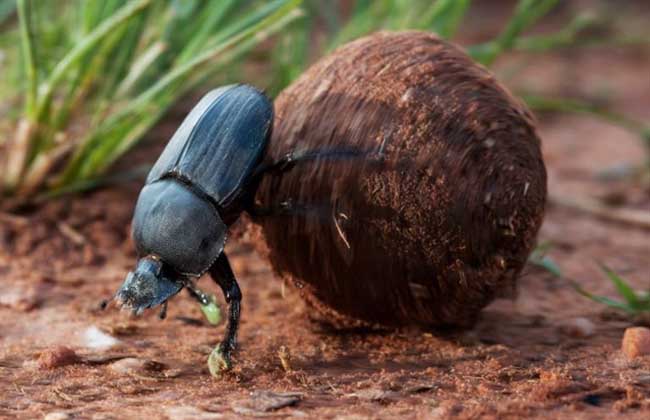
left=147, top=84, right=273, bottom=207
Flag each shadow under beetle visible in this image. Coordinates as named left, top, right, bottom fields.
left=106, top=84, right=365, bottom=370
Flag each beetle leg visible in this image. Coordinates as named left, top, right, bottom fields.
left=208, top=252, right=241, bottom=368
left=186, top=283, right=212, bottom=306
left=252, top=147, right=375, bottom=179
left=255, top=133, right=389, bottom=176
left=249, top=199, right=332, bottom=220
left=186, top=283, right=222, bottom=326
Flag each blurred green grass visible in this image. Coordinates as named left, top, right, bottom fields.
left=530, top=244, right=649, bottom=319
left=0, top=0, right=303, bottom=202
left=0, top=0, right=648, bottom=206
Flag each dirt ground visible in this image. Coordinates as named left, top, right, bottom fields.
left=1, top=2, right=649, bottom=419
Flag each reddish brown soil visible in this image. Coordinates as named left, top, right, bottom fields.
left=1, top=3, right=649, bottom=419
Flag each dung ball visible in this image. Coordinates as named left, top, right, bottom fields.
left=255, top=31, right=547, bottom=329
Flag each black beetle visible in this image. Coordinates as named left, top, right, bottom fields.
left=111, top=84, right=276, bottom=369
left=107, top=84, right=364, bottom=370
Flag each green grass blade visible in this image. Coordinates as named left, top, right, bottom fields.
left=35, top=0, right=152, bottom=121
left=267, top=14, right=311, bottom=96
left=567, top=277, right=636, bottom=313
left=327, top=1, right=388, bottom=50
left=578, top=293, right=634, bottom=312
left=420, top=0, right=472, bottom=39
left=523, top=94, right=650, bottom=142
left=599, top=264, right=641, bottom=308
left=58, top=0, right=303, bottom=184
left=94, top=4, right=305, bottom=176
left=115, top=41, right=167, bottom=98
left=530, top=255, right=563, bottom=278
left=175, top=0, right=238, bottom=64
left=17, top=0, right=38, bottom=117
left=125, top=0, right=302, bottom=110
left=512, top=13, right=596, bottom=52
left=470, top=0, right=560, bottom=65
left=36, top=165, right=150, bottom=201
left=528, top=247, right=645, bottom=314
left=528, top=242, right=563, bottom=278
left=305, top=0, right=339, bottom=33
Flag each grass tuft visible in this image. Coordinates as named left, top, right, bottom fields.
left=0, top=0, right=303, bottom=205
left=530, top=245, right=649, bottom=316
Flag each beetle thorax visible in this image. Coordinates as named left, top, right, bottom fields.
left=131, top=178, right=227, bottom=276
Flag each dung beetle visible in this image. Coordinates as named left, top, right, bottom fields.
left=107, top=84, right=364, bottom=370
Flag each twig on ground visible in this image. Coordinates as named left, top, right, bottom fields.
left=57, top=221, right=87, bottom=245
left=0, top=211, right=29, bottom=226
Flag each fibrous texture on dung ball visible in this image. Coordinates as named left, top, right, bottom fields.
left=255, top=31, right=547, bottom=329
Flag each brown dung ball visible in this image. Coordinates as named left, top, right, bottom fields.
left=255, top=31, right=547, bottom=329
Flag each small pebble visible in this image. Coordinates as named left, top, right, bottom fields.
left=43, top=412, right=71, bottom=420
left=560, top=317, right=595, bottom=338
left=349, top=388, right=399, bottom=402
left=165, top=406, right=223, bottom=419
left=232, top=390, right=302, bottom=414
left=622, top=327, right=650, bottom=359
left=38, top=346, right=81, bottom=369
left=0, top=286, right=40, bottom=311
left=82, top=326, right=120, bottom=349
left=109, top=357, right=165, bottom=376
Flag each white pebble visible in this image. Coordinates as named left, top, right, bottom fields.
left=44, top=412, right=71, bottom=420
left=82, top=326, right=120, bottom=349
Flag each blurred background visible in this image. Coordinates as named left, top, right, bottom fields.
left=0, top=0, right=648, bottom=203
left=0, top=1, right=648, bottom=418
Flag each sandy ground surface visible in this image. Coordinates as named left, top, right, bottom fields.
left=1, top=2, right=649, bottom=419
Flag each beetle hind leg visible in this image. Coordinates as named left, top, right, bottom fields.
left=248, top=199, right=332, bottom=220
left=252, top=146, right=384, bottom=180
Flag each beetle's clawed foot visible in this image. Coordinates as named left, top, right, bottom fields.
left=207, top=343, right=233, bottom=377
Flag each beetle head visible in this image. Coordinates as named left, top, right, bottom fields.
left=115, top=256, right=184, bottom=315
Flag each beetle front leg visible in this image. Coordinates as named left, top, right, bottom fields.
left=207, top=252, right=241, bottom=374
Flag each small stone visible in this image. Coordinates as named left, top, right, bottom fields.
left=165, top=406, right=223, bottom=419
left=232, top=390, right=302, bottom=414
left=349, top=388, right=399, bottom=402
left=560, top=317, right=596, bottom=338
left=38, top=346, right=81, bottom=369
left=43, top=411, right=71, bottom=420
left=407, top=383, right=437, bottom=394
left=622, top=327, right=650, bottom=359
left=109, top=357, right=165, bottom=376
left=82, top=326, right=120, bottom=349
left=0, top=286, right=40, bottom=311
